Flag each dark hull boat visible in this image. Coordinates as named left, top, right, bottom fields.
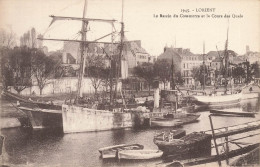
left=2, top=91, right=62, bottom=129
left=154, top=132, right=212, bottom=158
left=151, top=113, right=200, bottom=127
left=98, top=144, right=144, bottom=159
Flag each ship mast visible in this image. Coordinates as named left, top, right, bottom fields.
left=77, top=0, right=88, bottom=99
left=224, top=25, right=229, bottom=94
left=114, top=0, right=125, bottom=102
left=203, top=41, right=206, bottom=91
left=38, top=0, right=118, bottom=104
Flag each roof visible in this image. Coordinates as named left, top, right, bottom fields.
left=207, top=50, right=238, bottom=58
left=158, top=47, right=181, bottom=60
left=157, top=47, right=182, bottom=72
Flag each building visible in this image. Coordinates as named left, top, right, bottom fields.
left=157, top=47, right=203, bottom=87
left=62, top=40, right=150, bottom=79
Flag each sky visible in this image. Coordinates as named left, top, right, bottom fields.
left=0, top=0, right=259, bottom=56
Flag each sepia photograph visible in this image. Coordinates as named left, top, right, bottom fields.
left=0, top=0, right=260, bottom=166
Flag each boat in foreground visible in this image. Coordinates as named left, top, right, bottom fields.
left=2, top=90, right=63, bottom=129
left=154, top=132, right=212, bottom=157
left=117, top=150, right=163, bottom=160
left=98, top=144, right=144, bottom=159
left=151, top=113, right=200, bottom=127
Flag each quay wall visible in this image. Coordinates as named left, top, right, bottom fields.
left=62, top=105, right=150, bottom=133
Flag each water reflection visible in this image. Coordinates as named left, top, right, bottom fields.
left=0, top=97, right=259, bottom=166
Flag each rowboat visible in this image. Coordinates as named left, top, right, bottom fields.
left=210, top=109, right=257, bottom=117
left=151, top=113, right=200, bottom=127
left=117, top=150, right=163, bottom=160
left=98, top=144, right=144, bottom=159
left=154, top=132, right=212, bottom=157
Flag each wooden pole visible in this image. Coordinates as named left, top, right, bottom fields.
left=225, top=127, right=229, bottom=165
left=209, top=114, right=222, bottom=167
left=77, top=0, right=88, bottom=99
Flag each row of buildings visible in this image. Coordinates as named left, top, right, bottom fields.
left=61, top=40, right=259, bottom=89
left=11, top=39, right=259, bottom=95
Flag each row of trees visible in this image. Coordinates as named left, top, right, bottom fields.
left=191, top=62, right=260, bottom=87
left=132, top=59, right=183, bottom=91
left=1, top=46, right=58, bottom=94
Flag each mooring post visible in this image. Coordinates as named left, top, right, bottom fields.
left=225, top=127, right=229, bottom=165
left=209, top=114, right=222, bottom=167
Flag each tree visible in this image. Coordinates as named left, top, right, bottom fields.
left=31, top=49, right=58, bottom=95
left=1, top=48, right=13, bottom=90
left=191, top=65, right=209, bottom=87
left=133, top=62, right=156, bottom=94
left=175, top=72, right=184, bottom=85
left=251, top=62, right=260, bottom=79
left=0, top=27, right=16, bottom=48
left=86, top=55, right=107, bottom=98
left=232, top=66, right=245, bottom=84
left=4, top=47, right=33, bottom=94
left=20, top=27, right=39, bottom=48
left=154, top=59, right=171, bottom=89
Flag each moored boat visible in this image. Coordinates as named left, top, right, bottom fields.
left=151, top=113, right=200, bottom=127
left=2, top=90, right=63, bottom=129
left=154, top=129, right=186, bottom=141
left=192, top=92, right=242, bottom=107
left=98, top=144, right=144, bottom=159
left=117, top=149, right=163, bottom=160
left=154, top=132, right=212, bottom=157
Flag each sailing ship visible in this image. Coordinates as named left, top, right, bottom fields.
left=192, top=28, right=242, bottom=108
left=34, top=0, right=153, bottom=133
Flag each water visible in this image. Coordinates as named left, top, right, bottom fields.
left=1, top=97, right=260, bottom=167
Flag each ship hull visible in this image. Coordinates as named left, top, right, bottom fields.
left=62, top=105, right=150, bottom=133
left=18, top=106, right=62, bottom=129
left=193, top=92, right=242, bottom=108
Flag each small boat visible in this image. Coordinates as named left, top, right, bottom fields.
left=154, top=129, right=186, bottom=141
left=154, top=132, right=212, bottom=157
left=192, top=92, right=242, bottom=107
left=117, top=149, right=163, bottom=160
left=210, top=109, right=257, bottom=117
left=98, top=144, right=144, bottom=159
left=151, top=113, right=200, bottom=127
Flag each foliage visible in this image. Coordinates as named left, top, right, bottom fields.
left=175, top=72, right=184, bottom=85
left=20, top=27, right=41, bottom=48
left=232, top=66, right=245, bottom=79
left=191, top=64, right=209, bottom=86
left=133, top=62, right=156, bottom=91
left=251, top=62, right=260, bottom=78
left=86, top=55, right=108, bottom=96
left=31, top=49, right=58, bottom=95
left=0, top=27, right=16, bottom=48
left=154, top=59, right=171, bottom=88
left=1, top=47, right=33, bottom=93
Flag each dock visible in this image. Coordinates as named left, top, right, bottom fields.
left=163, top=143, right=260, bottom=166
